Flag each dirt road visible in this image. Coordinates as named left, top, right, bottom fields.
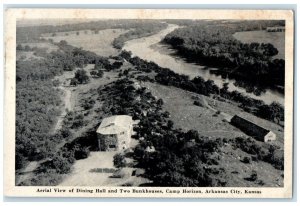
left=53, top=87, right=72, bottom=132
left=16, top=161, right=39, bottom=185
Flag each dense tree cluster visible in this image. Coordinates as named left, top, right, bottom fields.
left=15, top=42, right=100, bottom=170
left=50, top=40, right=100, bottom=71
left=163, top=21, right=285, bottom=88
left=18, top=141, right=90, bottom=186
left=16, top=59, right=63, bottom=170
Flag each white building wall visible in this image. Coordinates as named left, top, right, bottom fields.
left=264, top=131, right=277, bottom=142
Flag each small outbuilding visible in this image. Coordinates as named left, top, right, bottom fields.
left=230, top=115, right=276, bottom=142
left=97, top=115, right=136, bottom=151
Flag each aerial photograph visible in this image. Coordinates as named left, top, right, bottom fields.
left=15, top=19, right=285, bottom=187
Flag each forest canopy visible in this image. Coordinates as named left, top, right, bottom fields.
left=163, top=20, right=285, bottom=88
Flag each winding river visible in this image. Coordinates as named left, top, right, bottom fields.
left=123, top=24, right=284, bottom=105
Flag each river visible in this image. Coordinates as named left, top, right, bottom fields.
left=123, top=24, right=284, bottom=105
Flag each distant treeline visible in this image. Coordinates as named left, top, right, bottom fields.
left=17, top=20, right=167, bottom=43
left=163, top=20, right=285, bottom=88
left=165, top=19, right=285, bottom=30
left=120, top=50, right=284, bottom=125
left=112, top=22, right=168, bottom=49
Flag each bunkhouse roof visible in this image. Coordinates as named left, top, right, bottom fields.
left=231, top=115, right=270, bottom=136
left=97, top=115, right=133, bottom=135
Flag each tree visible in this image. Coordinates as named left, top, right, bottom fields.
left=52, top=79, right=60, bottom=87
left=157, top=99, right=164, bottom=107
left=123, top=69, right=129, bottom=76
left=16, top=154, right=27, bottom=170
left=113, top=153, right=126, bottom=168
left=119, top=50, right=132, bottom=61
left=59, top=40, right=68, bottom=47
left=73, top=145, right=90, bottom=160
left=90, top=71, right=97, bottom=77
left=167, top=120, right=174, bottom=129
left=222, top=82, right=229, bottom=92
left=52, top=155, right=72, bottom=174
left=90, top=70, right=103, bottom=78
left=185, top=130, right=199, bottom=141
left=74, top=69, right=89, bottom=84
left=269, top=102, right=284, bottom=123
left=70, top=78, right=79, bottom=86
left=16, top=44, right=24, bottom=51
left=97, top=70, right=104, bottom=78
left=24, top=45, right=31, bottom=51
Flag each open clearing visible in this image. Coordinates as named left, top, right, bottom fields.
left=42, top=29, right=129, bottom=57
left=59, top=151, right=117, bottom=186
left=217, top=144, right=283, bottom=187
left=16, top=51, right=42, bottom=61
left=142, top=81, right=283, bottom=144
left=233, top=30, right=285, bottom=59
left=17, top=42, right=59, bottom=61
left=141, top=81, right=284, bottom=187
left=60, top=151, right=149, bottom=186
left=21, top=42, right=59, bottom=53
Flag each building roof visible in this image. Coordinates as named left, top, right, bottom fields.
left=97, top=115, right=133, bottom=135
left=231, top=115, right=270, bottom=137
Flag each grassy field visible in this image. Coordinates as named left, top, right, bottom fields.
left=142, top=81, right=284, bottom=143
left=141, top=81, right=284, bottom=187
left=233, top=30, right=285, bottom=59
left=17, top=42, right=59, bottom=61
left=16, top=51, right=42, bottom=61
left=21, top=42, right=59, bottom=53
left=42, top=29, right=129, bottom=57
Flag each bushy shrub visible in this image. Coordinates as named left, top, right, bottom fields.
left=234, top=137, right=283, bottom=170
left=74, top=69, right=89, bottom=84
left=52, top=155, right=72, bottom=174
left=74, top=145, right=90, bottom=160
left=82, top=99, right=95, bottom=110
left=241, top=156, right=251, bottom=164
left=15, top=154, right=28, bottom=170
left=59, top=126, right=73, bottom=139
left=245, top=170, right=258, bottom=181
left=193, top=100, right=202, bottom=107
left=113, top=153, right=126, bottom=168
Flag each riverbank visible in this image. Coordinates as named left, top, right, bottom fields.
left=124, top=24, right=284, bottom=105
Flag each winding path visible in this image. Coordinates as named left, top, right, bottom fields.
left=53, top=86, right=72, bottom=132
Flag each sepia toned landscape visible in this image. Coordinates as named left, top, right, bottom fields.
left=15, top=19, right=285, bottom=188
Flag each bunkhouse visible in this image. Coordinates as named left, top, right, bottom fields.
left=96, top=115, right=137, bottom=151
left=230, top=115, right=276, bottom=142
